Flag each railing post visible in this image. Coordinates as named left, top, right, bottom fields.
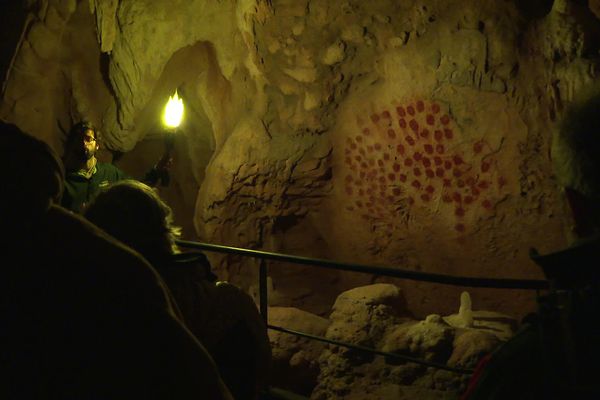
left=259, top=258, right=268, bottom=325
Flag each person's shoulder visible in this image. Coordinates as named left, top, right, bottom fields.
left=213, top=280, right=258, bottom=309
left=44, top=205, right=171, bottom=301
left=95, top=162, right=129, bottom=179
left=531, top=233, right=600, bottom=287
left=44, top=205, right=145, bottom=266
left=46, top=205, right=128, bottom=251
left=171, top=251, right=218, bottom=281
left=96, top=161, right=119, bottom=170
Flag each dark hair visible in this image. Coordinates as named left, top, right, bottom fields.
left=84, top=180, right=181, bottom=264
left=0, top=120, right=65, bottom=229
left=66, top=121, right=101, bottom=145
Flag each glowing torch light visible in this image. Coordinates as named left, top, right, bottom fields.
left=161, top=89, right=183, bottom=157
left=163, top=89, right=184, bottom=129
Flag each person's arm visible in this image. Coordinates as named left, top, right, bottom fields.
left=143, top=151, right=173, bottom=187
left=98, top=238, right=233, bottom=399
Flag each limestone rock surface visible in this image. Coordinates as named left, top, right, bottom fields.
left=2, top=0, right=600, bottom=333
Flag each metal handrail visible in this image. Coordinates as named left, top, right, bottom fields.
left=176, top=239, right=546, bottom=375
left=267, top=324, right=474, bottom=374
left=176, top=240, right=548, bottom=290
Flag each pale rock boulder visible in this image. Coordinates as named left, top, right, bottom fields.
left=381, top=315, right=455, bottom=364
left=457, top=291, right=474, bottom=328
left=444, top=291, right=518, bottom=341
left=444, top=310, right=518, bottom=342
left=311, top=285, right=520, bottom=399
left=447, top=330, right=501, bottom=369
left=312, top=285, right=464, bottom=400
left=312, top=378, right=459, bottom=400
left=268, top=307, right=330, bottom=396
left=327, top=283, right=411, bottom=347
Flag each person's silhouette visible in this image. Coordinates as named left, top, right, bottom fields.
left=0, top=120, right=233, bottom=399
left=462, top=88, right=600, bottom=399
left=84, top=179, right=272, bottom=400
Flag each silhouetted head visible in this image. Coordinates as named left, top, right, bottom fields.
left=533, top=87, right=600, bottom=289
left=63, top=120, right=101, bottom=165
left=0, top=120, right=64, bottom=234
left=552, top=87, right=600, bottom=238
left=84, top=180, right=181, bottom=263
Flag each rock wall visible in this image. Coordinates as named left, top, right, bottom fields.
left=269, top=284, right=516, bottom=399
left=2, top=0, right=599, bottom=320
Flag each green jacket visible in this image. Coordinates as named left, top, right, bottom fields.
left=62, top=162, right=129, bottom=213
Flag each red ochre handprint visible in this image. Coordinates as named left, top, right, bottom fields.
left=343, top=99, right=507, bottom=234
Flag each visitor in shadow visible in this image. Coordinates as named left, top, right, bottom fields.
left=61, top=120, right=172, bottom=213
left=0, top=120, right=233, bottom=399
left=84, top=179, right=272, bottom=400
left=461, top=88, right=600, bottom=399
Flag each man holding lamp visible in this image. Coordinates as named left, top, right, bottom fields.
left=61, top=91, right=182, bottom=213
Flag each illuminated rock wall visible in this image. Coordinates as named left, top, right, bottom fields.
left=1, top=0, right=599, bottom=320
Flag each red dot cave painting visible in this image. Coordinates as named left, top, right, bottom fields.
left=342, top=99, right=507, bottom=235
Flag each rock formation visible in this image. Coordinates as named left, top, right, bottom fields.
left=1, top=0, right=599, bottom=337
left=265, top=283, right=516, bottom=399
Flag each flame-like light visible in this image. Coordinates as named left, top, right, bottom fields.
left=163, top=90, right=184, bottom=129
